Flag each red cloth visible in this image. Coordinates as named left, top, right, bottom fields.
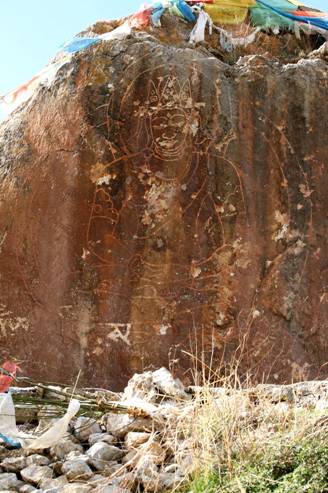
left=0, top=361, right=20, bottom=392
left=131, top=8, right=153, bottom=28
left=292, top=9, right=326, bottom=17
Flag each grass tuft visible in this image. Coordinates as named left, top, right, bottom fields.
left=173, top=358, right=328, bottom=493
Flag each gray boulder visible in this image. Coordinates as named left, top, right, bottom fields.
left=0, top=473, right=23, bottom=492
left=40, top=475, right=68, bottom=490
left=19, top=485, right=40, bottom=493
left=26, top=455, right=50, bottom=467
left=106, top=413, right=151, bottom=438
left=125, top=432, right=150, bottom=449
left=21, top=465, right=53, bottom=485
left=61, top=458, right=93, bottom=481
left=74, top=417, right=101, bottom=442
left=1, top=455, right=27, bottom=472
left=87, top=442, right=125, bottom=463
left=88, top=432, right=116, bottom=446
left=50, top=438, right=83, bottom=460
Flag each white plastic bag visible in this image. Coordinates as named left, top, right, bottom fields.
left=0, top=393, right=31, bottom=445
left=230, top=28, right=260, bottom=48
left=215, top=26, right=260, bottom=52
left=189, top=10, right=213, bottom=44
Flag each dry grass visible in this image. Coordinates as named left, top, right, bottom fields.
left=171, top=358, right=328, bottom=493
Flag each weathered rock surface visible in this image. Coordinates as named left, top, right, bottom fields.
left=106, top=413, right=152, bottom=438
left=0, top=16, right=327, bottom=388
left=26, top=455, right=50, bottom=467
left=88, top=432, right=116, bottom=446
left=74, top=417, right=101, bottom=442
left=40, top=475, right=68, bottom=490
left=19, top=485, right=40, bottom=493
left=20, top=464, right=53, bottom=485
left=125, top=432, right=151, bottom=449
left=86, top=442, right=124, bottom=466
left=61, top=485, right=93, bottom=493
left=0, top=472, right=23, bottom=490
left=50, top=437, right=83, bottom=460
left=102, top=487, right=132, bottom=493
left=61, top=457, right=93, bottom=481
left=1, top=455, right=27, bottom=472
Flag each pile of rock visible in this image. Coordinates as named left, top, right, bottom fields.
left=1, top=368, right=328, bottom=493
left=0, top=368, right=192, bottom=493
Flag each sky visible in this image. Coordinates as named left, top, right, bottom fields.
left=0, top=0, right=141, bottom=96
left=0, top=0, right=327, bottom=97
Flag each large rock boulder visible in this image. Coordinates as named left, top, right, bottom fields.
left=0, top=16, right=327, bottom=388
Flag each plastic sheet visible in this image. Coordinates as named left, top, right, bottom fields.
left=299, top=22, right=328, bottom=38
left=25, top=399, right=80, bottom=450
left=0, top=393, right=80, bottom=450
left=0, top=432, right=21, bottom=448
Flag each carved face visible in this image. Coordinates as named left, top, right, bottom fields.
left=150, top=107, right=192, bottom=161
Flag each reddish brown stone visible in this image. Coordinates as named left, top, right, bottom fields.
left=0, top=23, right=327, bottom=389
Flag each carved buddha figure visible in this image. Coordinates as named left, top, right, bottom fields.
left=86, top=73, right=243, bottom=374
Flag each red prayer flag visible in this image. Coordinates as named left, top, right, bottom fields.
left=131, top=8, right=153, bottom=28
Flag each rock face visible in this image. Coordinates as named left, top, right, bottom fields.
left=0, top=18, right=327, bottom=389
